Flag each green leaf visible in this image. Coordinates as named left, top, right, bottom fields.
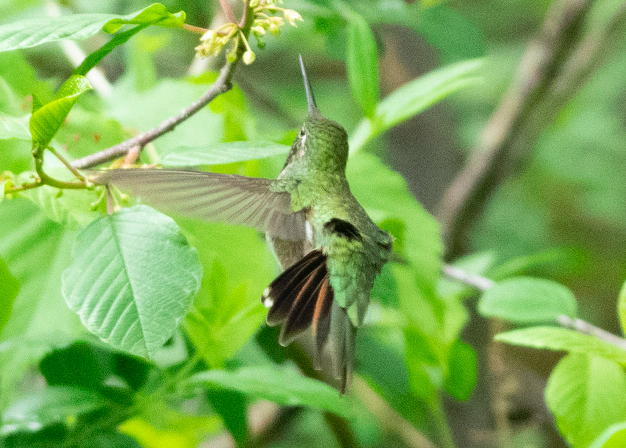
left=618, top=279, right=626, bottom=336
left=346, top=12, right=378, bottom=118
left=30, top=75, right=92, bottom=148
left=0, top=3, right=185, bottom=52
left=444, top=341, right=476, bottom=401
left=590, top=422, right=626, bottom=448
left=478, top=277, right=578, bottom=324
left=160, top=141, right=291, bottom=166
left=61, top=205, right=203, bottom=359
left=0, top=258, right=19, bottom=337
left=74, top=25, right=148, bottom=77
left=182, top=220, right=274, bottom=367
left=102, top=3, right=186, bottom=33
left=0, top=114, right=30, bottom=140
left=347, top=152, right=442, bottom=287
left=546, top=354, right=626, bottom=448
left=1, top=386, right=106, bottom=436
left=350, top=58, right=483, bottom=152
left=184, top=366, right=354, bottom=419
left=495, top=327, right=626, bottom=365
left=0, top=199, right=83, bottom=408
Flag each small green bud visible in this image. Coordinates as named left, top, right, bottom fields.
left=227, top=51, right=237, bottom=63
left=252, top=25, right=266, bottom=36
left=269, top=23, right=280, bottom=36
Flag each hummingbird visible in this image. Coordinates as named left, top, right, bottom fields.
left=91, top=56, right=393, bottom=392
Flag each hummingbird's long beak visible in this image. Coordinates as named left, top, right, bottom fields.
left=299, top=54, right=318, bottom=114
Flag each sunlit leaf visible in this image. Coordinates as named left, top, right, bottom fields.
left=496, top=326, right=626, bottom=366
left=444, top=341, right=476, bottom=401
left=478, top=277, right=578, bottom=323
left=546, top=354, right=626, bottom=448
left=184, top=366, right=354, bottom=419
left=346, top=12, right=378, bottom=118
left=0, top=258, right=19, bottom=337
left=160, top=141, right=290, bottom=166
left=30, top=75, right=92, bottom=148
left=590, top=422, right=626, bottom=448
left=0, top=114, right=30, bottom=140
left=1, top=386, right=106, bottom=436
left=182, top=220, right=274, bottom=367
left=62, top=205, right=203, bottom=358
left=350, top=58, right=483, bottom=152
left=0, top=3, right=185, bottom=52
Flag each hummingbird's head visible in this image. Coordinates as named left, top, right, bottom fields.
left=290, top=55, right=349, bottom=173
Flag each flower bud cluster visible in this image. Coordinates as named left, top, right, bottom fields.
left=194, top=0, right=303, bottom=65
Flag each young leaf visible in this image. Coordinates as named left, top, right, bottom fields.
left=30, top=75, right=92, bottom=148
left=0, top=258, right=19, bottom=337
left=184, top=366, right=354, bottom=419
left=546, top=354, right=626, bottom=448
left=346, top=12, right=378, bottom=118
left=478, top=277, right=578, bottom=324
left=61, top=205, right=203, bottom=359
left=1, top=386, right=106, bottom=436
left=495, top=327, right=626, bottom=365
left=350, top=58, right=483, bottom=152
left=590, top=422, right=626, bottom=448
left=160, top=141, right=291, bottom=166
left=618, top=279, right=626, bottom=336
left=74, top=25, right=148, bottom=77
left=0, top=3, right=185, bottom=52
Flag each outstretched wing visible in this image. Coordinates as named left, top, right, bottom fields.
left=91, top=168, right=306, bottom=241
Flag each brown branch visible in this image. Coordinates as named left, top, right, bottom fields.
left=71, top=61, right=238, bottom=169
left=71, top=1, right=255, bottom=170
left=437, top=0, right=593, bottom=259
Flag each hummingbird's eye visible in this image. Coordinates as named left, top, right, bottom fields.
left=298, top=127, right=306, bottom=138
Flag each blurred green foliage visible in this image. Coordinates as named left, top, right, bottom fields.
left=0, top=0, right=625, bottom=448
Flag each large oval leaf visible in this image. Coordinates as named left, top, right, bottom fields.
left=184, top=366, right=354, bottom=419
left=478, top=277, right=578, bottom=324
left=62, top=205, right=202, bottom=358
left=546, top=354, right=626, bottom=448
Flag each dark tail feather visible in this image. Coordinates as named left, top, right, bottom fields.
left=262, top=249, right=355, bottom=393
left=263, top=249, right=325, bottom=325
left=330, top=300, right=356, bottom=394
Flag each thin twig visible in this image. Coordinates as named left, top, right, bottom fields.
left=71, top=61, right=238, bottom=169
left=71, top=0, right=254, bottom=170
left=442, top=264, right=626, bottom=351
left=437, top=0, right=593, bottom=259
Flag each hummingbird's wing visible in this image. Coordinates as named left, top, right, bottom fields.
left=90, top=168, right=306, bottom=241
